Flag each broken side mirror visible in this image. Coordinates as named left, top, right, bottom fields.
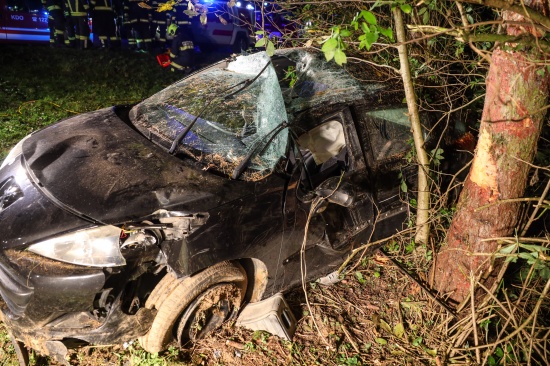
left=314, top=176, right=355, bottom=207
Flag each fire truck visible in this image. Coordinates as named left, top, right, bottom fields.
left=0, top=0, right=49, bottom=43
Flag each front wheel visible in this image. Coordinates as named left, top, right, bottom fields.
left=138, top=261, right=247, bottom=353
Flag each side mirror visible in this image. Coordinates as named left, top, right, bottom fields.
left=314, top=176, right=355, bottom=207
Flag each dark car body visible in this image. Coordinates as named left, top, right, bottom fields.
left=0, top=48, right=423, bottom=360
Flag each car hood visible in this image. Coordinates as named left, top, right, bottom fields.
left=21, top=107, right=251, bottom=224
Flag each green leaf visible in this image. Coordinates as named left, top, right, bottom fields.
left=375, top=337, right=387, bottom=345
left=422, top=11, right=430, bottom=25
left=324, top=48, right=335, bottom=62
left=499, top=243, right=518, bottom=254
left=518, top=252, right=536, bottom=262
left=340, top=29, right=351, bottom=37
left=426, top=348, right=438, bottom=357
left=255, top=38, right=267, bottom=47
left=354, top=271, right=366, bottom=284
left=519, top=243, right=550, bottom=252
left=379, top=319, right=392, bottom=333
left=266, top=41, right=275, bottom=56
left=322, top=38, right=338, bottom=62
left=400, top=180, right=408, bottom=193
left=322, top=38, right=338, bottom=53
left=412, top=336, right=423, bottom=347
left=400, top=4, right=412, bottom=13
left=361, top=10, right=377, bottom=25
left=366, top=31, right=379, bottom=47
left=334, top=48, right=347, bottom=65
left=379, top=27, right=393, bottom=41
left=393, top=323, right=405, bottom=338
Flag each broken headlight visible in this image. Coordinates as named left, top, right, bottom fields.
left=27, top=225, right=126, bottom=268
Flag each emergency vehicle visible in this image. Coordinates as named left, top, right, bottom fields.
left=0, top=0, right=49, bottom=43
left=191, top=0, right=256, bottom=53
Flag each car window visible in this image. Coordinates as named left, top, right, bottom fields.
left=364, top=108, right=411, bottom=162
left=129, top=51, right=289, bottom=181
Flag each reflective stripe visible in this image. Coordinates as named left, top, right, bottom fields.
left=94, top=6, right=112, bottom=11
left=180, top=42, right=193, bottom=51
left=171, top=61, right=183, bottom=69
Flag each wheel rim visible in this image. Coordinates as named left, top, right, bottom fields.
left=176, top=283, right=242, bottom=345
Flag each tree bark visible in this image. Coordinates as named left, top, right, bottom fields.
left=433, top=0, right=549, bottom=304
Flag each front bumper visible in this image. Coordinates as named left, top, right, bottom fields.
left=0, top=155, right=105, bottom=322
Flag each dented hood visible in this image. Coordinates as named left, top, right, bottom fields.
left=21, top=108, right=251, bottom=224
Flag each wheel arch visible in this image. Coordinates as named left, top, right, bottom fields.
left=235, top=258, right=268, bottom=303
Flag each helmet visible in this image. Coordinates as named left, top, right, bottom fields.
left=168, top=23, right=178, bottom=36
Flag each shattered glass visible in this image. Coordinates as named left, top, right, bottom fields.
left=279, top=49, right=372, bottom=114
left=364, top=107, right=412, bottom=161
left=130, top=52, right=289, bottom=180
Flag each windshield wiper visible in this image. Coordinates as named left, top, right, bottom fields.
left=231, top=121, right=288, bottom=180
left=168, top=60, right=272, bottom=155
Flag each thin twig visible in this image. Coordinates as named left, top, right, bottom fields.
left=469, top=272, right=481, bottom=364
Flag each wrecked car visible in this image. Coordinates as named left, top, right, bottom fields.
left=0, top=48, right=428, bottom=363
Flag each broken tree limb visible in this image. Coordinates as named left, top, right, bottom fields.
left=392, top=6, right=432, bottom=246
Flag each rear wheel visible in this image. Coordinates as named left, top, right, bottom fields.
left=138, top=261, right=247, bottom=353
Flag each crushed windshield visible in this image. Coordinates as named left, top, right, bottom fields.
left=129, top=52, right=289, bottom=181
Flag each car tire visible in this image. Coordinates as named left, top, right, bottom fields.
left=138, top=261, right=247, bottom=353
left=232, top=34, right=249, bottom=54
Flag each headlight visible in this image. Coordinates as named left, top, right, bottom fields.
left=0, top=134, right=32, bottom=170
left=27, top=225, right=126, bottom=267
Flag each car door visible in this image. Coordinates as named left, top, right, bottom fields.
left=270, top=108, right=375, bottom=292
left=0, top=0, right=49, bottom=42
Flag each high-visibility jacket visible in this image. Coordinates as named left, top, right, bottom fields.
left=65, top=0, right=89, bottom=17
left=42, top=0, right=63, bottom=12
left=91, top=0, right=113, bottom=12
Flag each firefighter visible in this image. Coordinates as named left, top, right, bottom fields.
left=112, top=0, right=125, bottom=48
left=150, top=0, right=170, bottom=51
left=42, top=0, right=65, bottom=47
left=167, top=23, right=194, bottom=73
left=91, top=0, right=119, bottom=48
left=65, top=0, right=90, bottom=49
left=124, top=0, right=152, bottom=52
left=64, top=3, right=76, bottom=47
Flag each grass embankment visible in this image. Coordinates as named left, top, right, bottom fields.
left=0, top=44, right=180, bottom=158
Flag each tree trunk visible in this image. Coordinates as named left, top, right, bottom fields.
left=433, top=0, right=549, bottom=304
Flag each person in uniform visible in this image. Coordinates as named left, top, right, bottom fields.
left=91, top=0, right=119, bottom=48
left=167, top=22, right=194, bottom=73
left=42, top=0, right=66, bottom=47
left=124, top=0, right=152, bottom=52
left=65, top=0, right=90, bottom=49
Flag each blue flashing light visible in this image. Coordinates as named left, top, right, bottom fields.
left=246, top=4, right=254, bottom=10
left=236, top=1, right=242, bottom=7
